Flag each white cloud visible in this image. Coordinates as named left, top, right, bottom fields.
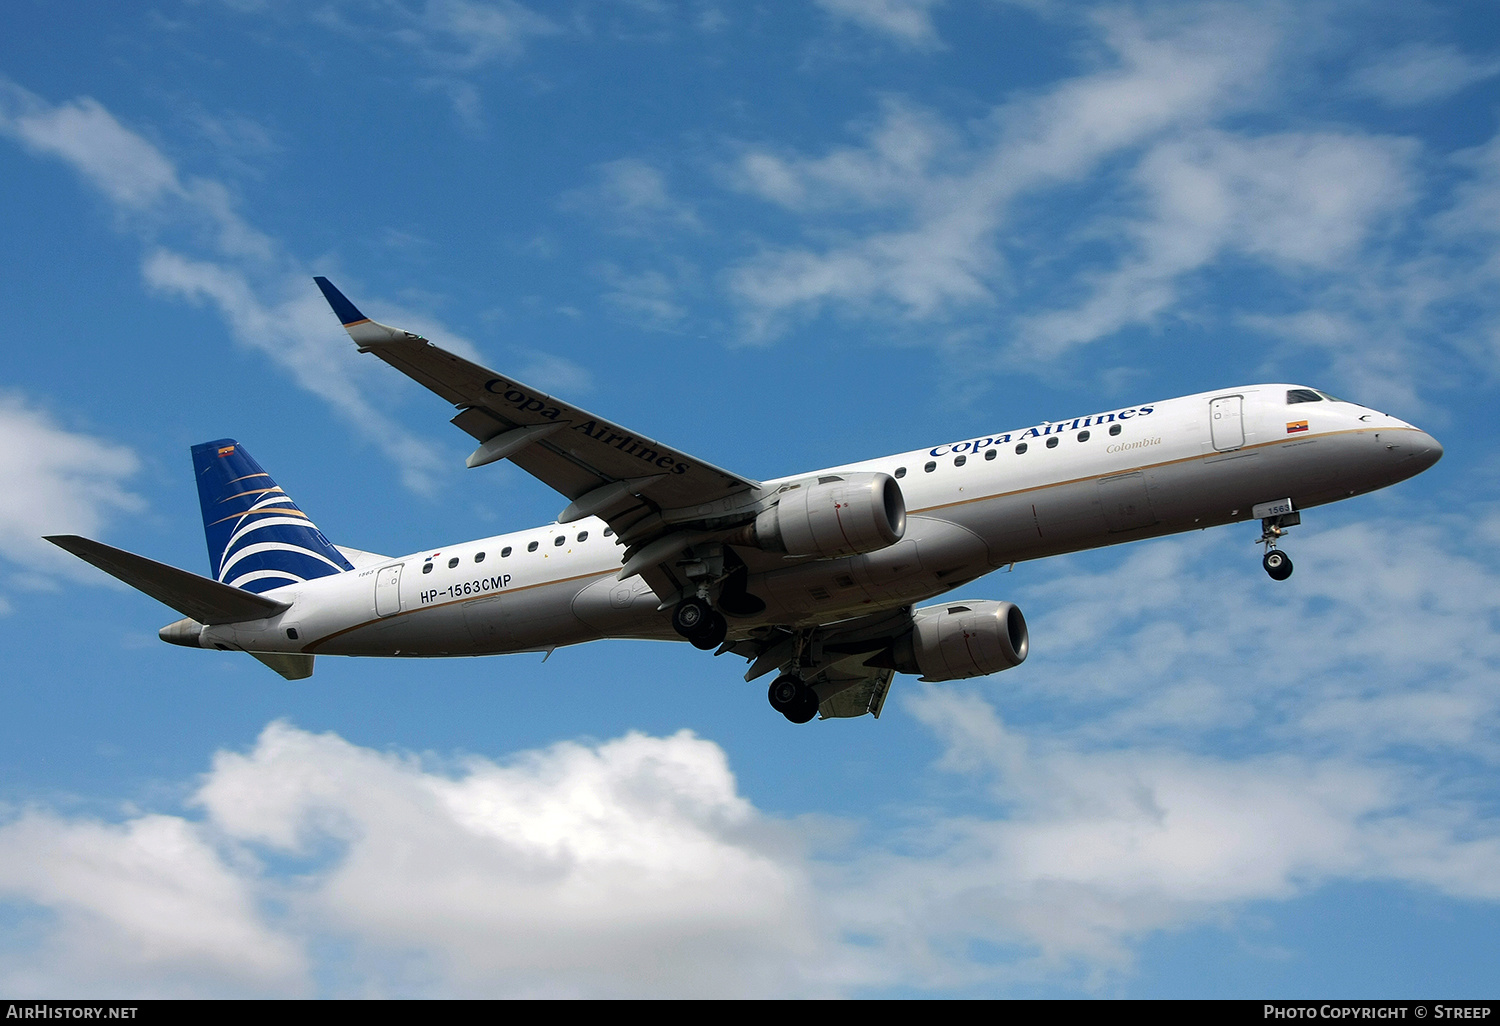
left=711, top=8, right=1500, bottom=406
left=792, top=506, right=1500, bottom=984
left=290, top=0, right=557, bottom=70
left=0, top=81, right=273, bottom=262
left=0, top=395, right=144, bottom=584
left=139, top=253, right=450, bottom=494
left=814, top=0, right=947, bottom=50
left=1009, top=515, right=1500, bottom=759
left=725, top=7, right=1279, bottom=338
left=599, top=263, right=690, bottom=330
left=5, top=514, right=1500, bottom=1006
left=562, top=158, right=702, bottom=236
left=0, top=78, right=510, bottom=495
left=0, top=811, right=305, bottom=996
left=728, top=97, right=959, bottom=212
left=0, top=723, right=829, bottom=998
left=405, top=0, right=558, bottom=70
left=509, top=348, right=595, bottom=394
left=198, top=723, right=823, bottom=996
left=1020, top=129, right=1419, bottom=357
left=1349, top=42, right=1500, bottom=108
left=874, top=687, right=1500, bottom=979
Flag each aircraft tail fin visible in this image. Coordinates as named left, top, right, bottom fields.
left=192, top=439, right=353, bottom=594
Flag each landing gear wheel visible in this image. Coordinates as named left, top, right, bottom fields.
left=702, top=612, right=732, bottom=645
left=767, top=673, right=819, bottom=723
left=767, top=673, right=802, bottom=713
left=672, top=598, right=711, bottom=638
left=1263, top=549, right=1293, bottom=581
left=786, top=688, right=820, bottom=724
left=689, top=611, right=728, bottom=650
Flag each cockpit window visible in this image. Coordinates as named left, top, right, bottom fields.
left=1286, top=389, right=1323, bottom=404
left=1315, top=390, right=1346, bottom=403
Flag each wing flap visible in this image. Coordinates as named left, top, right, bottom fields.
left=815, top=667, right=896, bottom=719
left=46, top=535, right=289, bottom=625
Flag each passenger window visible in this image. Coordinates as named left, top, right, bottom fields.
left=924, top=461, right=936, bottom=473
left=954, top=455, right=966, bottom=467
left=1078, top=430, right=1090, bottom=442
left=554, top=536, right=565, bottom=546
left=527, top=541, right=539, bottom=552
left=422, top=562, right=433, bottom=574
left=1046, top=436, right=1059, bottom=448
left=577, top=532, right=588, bottom=542
left=1015, top=442, right=1028, bottom=454
left=501, top=547, right=512, bottom=558
left=1109, top=424, right=1122, bottom=436
left=985, top=449, right=996, bottom=460
left=894, top=467, right=906, bottom=479
left=475, top=552, right=485, bottom=563
left=603, top=528, right=613, bottom=537
left=1287, top=388, right=1323, bottom=404
left=448, top=557, right=460, bottom=568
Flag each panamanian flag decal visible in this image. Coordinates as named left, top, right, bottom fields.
left=1286, top=421, right=1309, bottom=434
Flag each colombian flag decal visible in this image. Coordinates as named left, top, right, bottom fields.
left=1286, top=421, right=1309, bottom=434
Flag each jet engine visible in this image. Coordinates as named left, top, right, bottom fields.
left=885, top=600, right=1029, bottom=681
left=733, top=473, right=906, bottom=559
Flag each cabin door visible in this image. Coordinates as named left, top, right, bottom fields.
left=1210, top=395, right=1245, bottom=451
left=375, top=563, right=403, bottom=617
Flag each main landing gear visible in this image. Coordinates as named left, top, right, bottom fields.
left=767, top=672, right=819, bottom=724
left=672, top=596, right=727, bottom=650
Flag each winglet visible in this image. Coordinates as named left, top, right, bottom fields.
left=313, top=277, right=424, bottom=348
left=314, top=276, right=367, bottom=327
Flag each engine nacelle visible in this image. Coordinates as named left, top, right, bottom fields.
left=738, top=473, right=906, bottom=559
left=890, top=600, right=1029, bottom=681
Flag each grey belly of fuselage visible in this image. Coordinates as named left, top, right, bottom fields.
left=314, top=572, right=677, bottom=657
left=952, top=428, right=1419, bottom=565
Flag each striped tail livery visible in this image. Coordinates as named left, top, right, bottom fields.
left=192, top=439, right=352, bottom=594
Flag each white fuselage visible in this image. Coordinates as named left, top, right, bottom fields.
left=196, top=385, right=1441, bottom=659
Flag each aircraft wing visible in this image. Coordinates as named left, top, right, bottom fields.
left=315, top=279, right=760, bottom=559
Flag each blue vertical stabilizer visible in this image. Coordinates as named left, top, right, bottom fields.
left=191, top=439, right=353, bottom=593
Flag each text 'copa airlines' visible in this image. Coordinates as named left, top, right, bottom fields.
left=930, top=405, right=1156, bottom=457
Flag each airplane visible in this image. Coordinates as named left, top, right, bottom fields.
left=47, top=278, right=1444, bottom=723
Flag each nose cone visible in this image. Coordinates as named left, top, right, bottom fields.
left=1408, top=430, right=1444, bottom=472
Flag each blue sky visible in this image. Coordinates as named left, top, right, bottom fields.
left=1, top=0, right=1497, bottom=998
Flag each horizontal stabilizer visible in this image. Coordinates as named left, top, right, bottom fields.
left=250, top=651, right=315, bottom=680
left=45, top=535, right=289, bottom=625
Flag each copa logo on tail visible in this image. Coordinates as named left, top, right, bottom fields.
left=191, top=439, right=353, bottom=594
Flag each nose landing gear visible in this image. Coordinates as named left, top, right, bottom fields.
left=1262, top=547, right=1293, bottom=581
left=1255, top=502, right=1300, bottom=581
